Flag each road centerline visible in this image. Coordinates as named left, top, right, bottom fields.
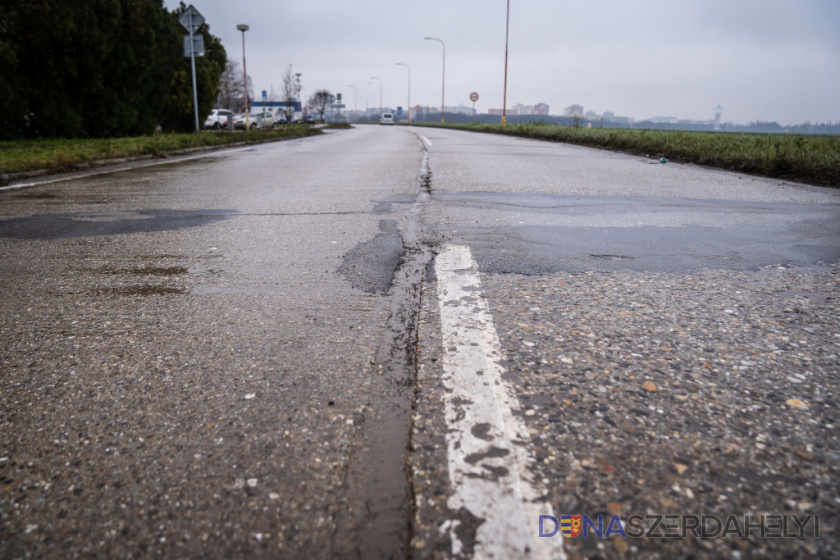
left=435, top=244, right=564, bottom=560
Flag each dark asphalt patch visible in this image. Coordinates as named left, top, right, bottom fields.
left=431, top=191, right=835, bottom=215
left=439, top=224, right=840, bottom=275
left=0, top=209, right=237, bottom=239
left=337, top=219, right=404, bottom=294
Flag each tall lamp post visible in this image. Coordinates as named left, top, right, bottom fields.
left=370, top=76, right=382, bottom=116
left=395, top=63, right=411, bottom=124
left=295, top=72, right=302, bottom=122
left=346, top=85, right=357, bottom=123
left=424, top=37, right=445, bottom=124
left=236, top=24, right=249, bottom=128
left=502, top=0, right=510, bottom=126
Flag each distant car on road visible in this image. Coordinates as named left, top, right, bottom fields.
left=204, top=109, right=233, bottom=129
left=379, top=113, right=394, bottom=125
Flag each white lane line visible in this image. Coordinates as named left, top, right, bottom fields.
left=419, top=135, right=433, bottom=149
left=435, top=245, right=564, bottom=560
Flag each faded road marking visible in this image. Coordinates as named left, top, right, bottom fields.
left=435, top=245, right=564, bottom=560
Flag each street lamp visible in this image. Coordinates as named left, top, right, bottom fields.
left=236, top=24, right=249, bottom=129
left=295, top=72, right=302, bottom=123
left=424, top=37, right=445, bottom=124
left=346, top=85, right=357, bottom=123
left=502, top=0, right=510, bottom=126
left=370, top=76, right=382, bottom=117
left=395, top=63, right=410, bottom=124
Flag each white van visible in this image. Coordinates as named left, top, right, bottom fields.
left=379, top=113, right=394, bottom=125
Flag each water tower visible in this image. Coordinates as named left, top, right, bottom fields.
left=714, top=104, right=723, bottom=130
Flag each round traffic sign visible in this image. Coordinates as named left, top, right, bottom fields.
left=469, top=92, right=479, bottom=102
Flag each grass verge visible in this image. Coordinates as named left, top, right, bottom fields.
left=0, top=126, right=322, bottom=183
left=413, top=123, right=840, bottom=188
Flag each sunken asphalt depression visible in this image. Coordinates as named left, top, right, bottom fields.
left=1, top=125, right=839, bottom=559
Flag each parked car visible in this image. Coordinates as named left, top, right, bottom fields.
left=232, top=113, right=247, bottom=129
left=233, top=112, right=277, bottom=130
left=204, top=109, right=233, bottom=129
left=275, top=112, right=288, bottom=125
left=251, top=111, right=278, bottom=128
left=379, top=113, right=394, bottom=125
left=302, top=114, right=316, bottom=124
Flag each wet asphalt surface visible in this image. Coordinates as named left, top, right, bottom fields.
left=0, top=128, right=424, bottom=558
left=2, top=125, right=839, bottom=559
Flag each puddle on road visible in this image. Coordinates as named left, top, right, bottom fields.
left=94, top=285, right=186, bottom=296
left=92, top=266, right=189, bottom=276
left=87, top=262, right=190, bottom=297
left=0, top=209, right=237, bottom=240
left=371, top=194, right=417, bottom=214
left=12, top=191, right=62, bottom=200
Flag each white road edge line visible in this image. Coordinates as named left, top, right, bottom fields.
left=419, top=135, right=433, bottom=149
left=435, top=244, right=565, bottom=560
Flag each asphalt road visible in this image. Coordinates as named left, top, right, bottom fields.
left=1, top=125, right=838, bottom=559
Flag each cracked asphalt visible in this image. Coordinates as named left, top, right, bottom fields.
left=2, top=125, right=839, bottom=559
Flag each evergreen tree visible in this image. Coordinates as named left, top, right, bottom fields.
left=0, top=0, right=225, bottom=139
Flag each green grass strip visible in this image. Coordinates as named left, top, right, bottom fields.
left=0, top=126, right=322, bottom=181
left=413, top=123, right=840, bottom=188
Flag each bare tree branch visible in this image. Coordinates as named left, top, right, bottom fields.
left=307, top=90, right=333, bottom=120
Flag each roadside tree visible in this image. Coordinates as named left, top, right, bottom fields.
left=0, top=0, right=225, bottom=139
left=217, top=60, right=253, bottom=113
left=282, top=65, right=301, bottom=121
left=307, top=90, right=333, bottom=121
left=0, top=0, right=181, bottom=139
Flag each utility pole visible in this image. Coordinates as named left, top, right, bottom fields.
left=502, top=0, right=510, bottom=126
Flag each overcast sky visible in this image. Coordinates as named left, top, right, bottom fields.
left=167, top=0, right=840, bottom=124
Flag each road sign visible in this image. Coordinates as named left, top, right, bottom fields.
left=179, top=5, right=204, bottom=32
left=397, top=107, right=403, bottom=116
left=183, top=34, right=204, bottom=57
left=469, top=92, right=479, bottom=102
left=180, top=4, right=205, bottom=133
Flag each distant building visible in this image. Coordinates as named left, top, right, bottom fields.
left=564, top=104, right=583, bottom=117
left=487, top=108, right=504, bottom=115
left=415, top=104, right=473, bottom=116
left=649, top=116, right=677, bottom=124
left=714, top=104, right=723, bottom=130
left=534, top=103, right=549, bottom=115
left=585, top=110, right=598, bottom=119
